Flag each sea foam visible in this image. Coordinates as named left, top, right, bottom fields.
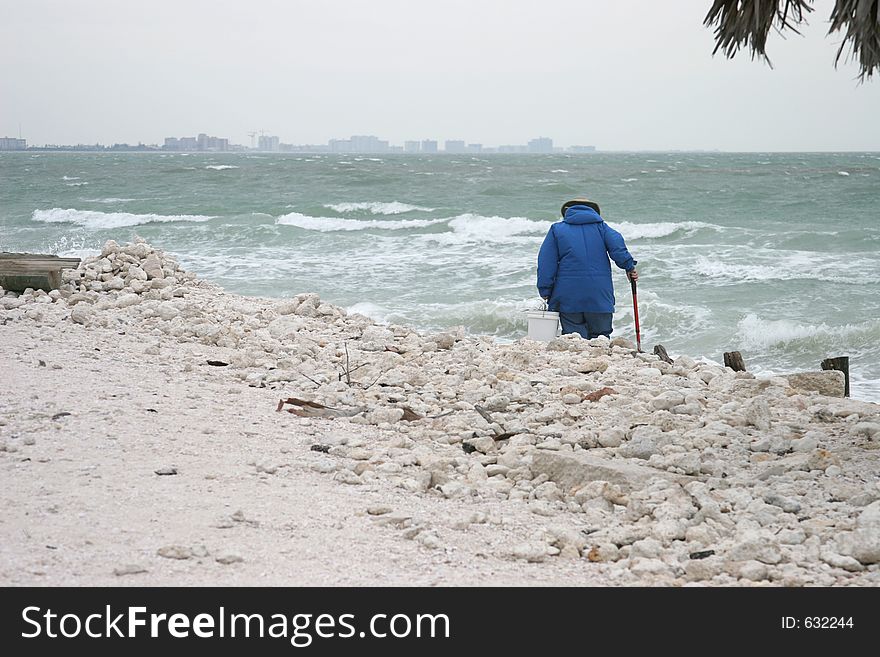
left=415, top=297, right=541, bottom=338
left=205, top=165, right=239, bottom=170
left=31, top=208, right=215, bottom=229
left=346, top=301, right=391, bottom=323
left=695, top=253, right=880, bottom=284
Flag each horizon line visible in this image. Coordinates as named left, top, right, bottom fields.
left=3, top=147, right=880, bottom=154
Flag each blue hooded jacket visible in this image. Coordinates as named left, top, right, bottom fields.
left=537, top=205, right=637, bottom=313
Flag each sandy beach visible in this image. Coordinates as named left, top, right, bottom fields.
left=1, top=239, right=879, bottom=586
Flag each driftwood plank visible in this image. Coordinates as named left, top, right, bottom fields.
left=0, top=254, right=81, bottom=272
left=0, top=253, right=81, bottom=292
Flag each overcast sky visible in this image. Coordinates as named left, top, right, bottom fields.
left=2, top=0, right=878, bottom=150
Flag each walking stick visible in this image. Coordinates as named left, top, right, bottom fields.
left=630, top=276, right=642, bottom=352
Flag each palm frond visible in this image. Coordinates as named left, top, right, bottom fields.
left=829, top=0, right=880, bottom=80
left=704, top=0, right=880, bottom=79
left=704, top=0, right=813, bottom=67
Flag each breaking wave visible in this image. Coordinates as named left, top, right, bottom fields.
left=274, top=211, right=550, bottom=242
left=609, top=220, right=717, bottom=240
left=736, top=313, right=880, bottom=351
left=440, top=214, right=549, bottom=242
left=324, top=201, right=435, bottom=215
left=31, top=208, right=215, bottom=229
left=276, top=212, right=445, bottom=231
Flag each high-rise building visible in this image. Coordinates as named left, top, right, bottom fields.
left=467, top=143, right=483, bottom=153
left=0, top=137, right=27, bottom=150
left=350, top=135, right=389, bottom=153
left=444, top=140, right=466, bottom=153
left=568, top=145, right=596, bottom=153
left=195, top=133, right=228, bottom=151
left=258, top=135, right=280, bottom=151
left=163, top=134, right=227, bottom=151
left=527, top=137, right=553, bottom=153
left=404, top=141, right=420, bottom=153
left=328, top=135, right=390, bottom=153
left=420, top=139, right=438, bottom=153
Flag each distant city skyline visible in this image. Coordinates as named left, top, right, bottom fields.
left=7, top=130, right=879, bottom=153
left=2, top=132, right=602, bottom=154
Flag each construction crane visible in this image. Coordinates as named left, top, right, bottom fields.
left=247, top=131, right=257, bottom=149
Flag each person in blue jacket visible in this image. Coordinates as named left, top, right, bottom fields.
left=537, top=198, right=638, bottom=339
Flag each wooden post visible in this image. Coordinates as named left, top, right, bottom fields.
left=821, top=356, right=850, bottom=398
left=653, top=344, right=674, bottom=364
left=723, top=351, right=746, bottom=372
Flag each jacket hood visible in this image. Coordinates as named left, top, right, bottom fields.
left=563, top=205, right=603, bottom=225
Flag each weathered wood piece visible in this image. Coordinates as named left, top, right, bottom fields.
left=723, top=351, right=746, bottom=372
left=473, top=405, right=496, bottom=427
left=583, top=387, right=616, bottom=402
left=473, top=404, right=521, bottom=440
left=821, top=356, right=850, bottom=398
left=653, top=344, right=674, bottom=364
left=0, top=253, right=81, bottom=292
left=399, top=406, right=422, bottom=422
left=276, top=397, right=364, bottom=418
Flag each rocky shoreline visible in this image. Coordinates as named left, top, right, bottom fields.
left=1, top=239, right=878, bottom=586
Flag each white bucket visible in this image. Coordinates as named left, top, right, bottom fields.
left=526, top=310, right=560, bottom=342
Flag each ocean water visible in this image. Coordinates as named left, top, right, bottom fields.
left=2, top=151, right=879, bottom=401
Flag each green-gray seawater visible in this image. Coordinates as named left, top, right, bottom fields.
left=2, top=151, right=878, bottom=400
